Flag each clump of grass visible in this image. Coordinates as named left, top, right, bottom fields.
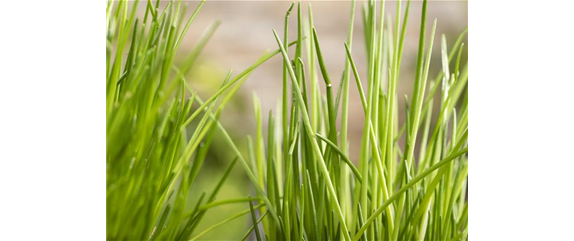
left=107, top=0, right=467, bottom=240
left=106, top=0, right=292, bottom=239
left=194, top=0, right=468, bottom=240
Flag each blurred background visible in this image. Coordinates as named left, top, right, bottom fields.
left=157, top=0, right=467, bottom=239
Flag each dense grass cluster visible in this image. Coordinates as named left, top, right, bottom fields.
left=240, top=1, right=468, bottom=240
left=106, top=0, right=239, bottom=239
left=106, top=0, right=468, bottom=240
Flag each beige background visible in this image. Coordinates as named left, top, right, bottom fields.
left=176, top=0, right=467, bottom=159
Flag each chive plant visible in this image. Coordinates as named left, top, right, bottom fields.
left=107, top=0, right=467, bottom=240
left=213, top=0, right=468, bottom=240
left=106, top=0, right=293, bottom=239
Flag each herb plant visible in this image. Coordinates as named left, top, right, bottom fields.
left=233, top=1, right=468, bottom=240
left=106, top=0, right=467, bottom=240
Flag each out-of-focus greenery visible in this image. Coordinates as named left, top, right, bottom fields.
left=107, top=0, right=214, bottom=238
left=106, top=0, right=277, bottom=239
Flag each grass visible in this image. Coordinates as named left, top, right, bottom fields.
left=106, top=0, right=468, bottom=240
left=238, top=0, right=468, bottom=240
left=106, top=0, right=289, bottom=239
